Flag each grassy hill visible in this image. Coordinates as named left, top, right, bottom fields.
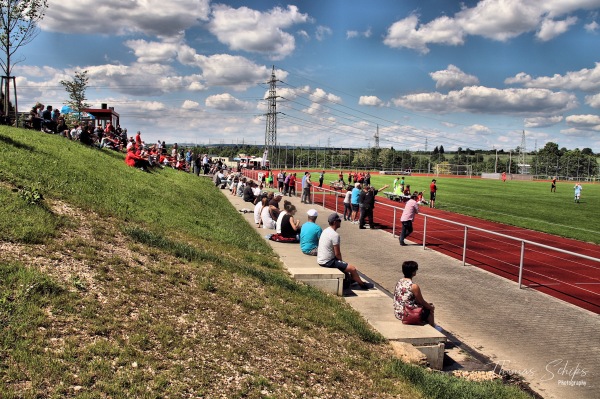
left=0, top=128, right=531, bottom=398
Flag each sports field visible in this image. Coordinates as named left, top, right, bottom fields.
left=323, top=173, right=600, bottom=245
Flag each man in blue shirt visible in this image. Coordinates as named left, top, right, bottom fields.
left=350, top=183, right=362, bottom=224
left=300, top=209, right=322, bottom=255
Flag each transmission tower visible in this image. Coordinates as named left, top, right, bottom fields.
left=519, top=130, right=526, bottom=174
left=265, top=66, right=279, bottom=168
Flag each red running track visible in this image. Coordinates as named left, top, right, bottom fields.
left=313, top=186, right=600, bottom=314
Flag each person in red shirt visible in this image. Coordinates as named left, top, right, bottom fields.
left=288, top=173, right=297, bottom=197
left=429, top=179, right=437, bottom=208
left=125, top=147, right=151, bottom=171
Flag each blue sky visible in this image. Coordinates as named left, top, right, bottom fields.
left=12, top=0, right=600, bottom=152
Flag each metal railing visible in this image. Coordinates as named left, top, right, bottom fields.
left=241, top=169, right=600, bottom=294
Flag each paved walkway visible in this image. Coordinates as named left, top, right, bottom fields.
left=225, top=189, right=599, bottom=399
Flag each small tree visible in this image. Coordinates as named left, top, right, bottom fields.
left=0, top=0, right=48, bottom=121
left=60, top=70, right=91, bottom=122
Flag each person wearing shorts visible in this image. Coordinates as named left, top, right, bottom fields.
left=429, top=179, right=437, bottom=208
left=317, top=213, right=373, bottom=290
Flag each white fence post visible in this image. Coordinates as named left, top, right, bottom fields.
left=462, top=226, right=468, bottom=265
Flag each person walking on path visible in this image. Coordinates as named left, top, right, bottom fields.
left=574, top=183, right=582, bottom=203
left=301, top=172, right=312, bottom=204
left=317, top=213, right=374, bottom=290
left=429, top=179, right=437, bottom=208
left=551, top=177, right=557, bottom=193
left=399, top=192, right=419, bottom=246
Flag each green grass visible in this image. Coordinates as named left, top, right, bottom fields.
left=323, top=173, right=600, bottom=244
left=0, top=127, right=532, bottom=398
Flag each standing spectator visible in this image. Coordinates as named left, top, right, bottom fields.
left=365, top=172, right=371, bottom=186
left=338, top=171, right=345, bottom=185
left=551, top=177, right=557, bottom=193
left=574, top=183, right=583, bottom=203
left=343, top=185, right=352, bottom=221
left=317, top=213, right=374, bottom=290
left=348, top=171, right=353, bottom=184
left=301, top=172, right=312, bottom=204
left=135, top=131, right=142, bottom=147
left=502, top=172, right=507, bottom=183
left=350, top=183, right=361, bottom=224
left=300, top=209, right=322, bottom=255
left=277, top=170, right=285, bottom=192
left=399, top=193, right=419, bottom=246
left=393, top=260, right=440, bottom=329
left=283, top=172, right=291, bottom=195
left=318, top=170, right=324, bottom=187
left=429, top=179, right=437, bottom=208
left=358, top=183, right=389, bottom=229
left=288, top=173, right=297, bottom=197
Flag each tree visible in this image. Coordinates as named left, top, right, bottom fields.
left=60, top=70, right=91, bottom=121
left=0, top=0, right=48, bottom=121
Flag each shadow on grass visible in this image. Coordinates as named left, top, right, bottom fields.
left=0, top=133, right=36, bottom=152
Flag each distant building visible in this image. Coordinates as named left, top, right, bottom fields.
left=81, top=103, right=119, bottom=128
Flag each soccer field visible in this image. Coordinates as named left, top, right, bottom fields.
left=325, top=173, right=600, bottom=245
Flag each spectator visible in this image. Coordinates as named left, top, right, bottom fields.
left=358, top=183, right=389, bottom=229
left=261, top=196, right=277, bottom=230
left=276, top=200, right=292, bottom=234
left=318, top=170, right=324, bottom=187
left=399, top=192, right=419, bottom=246
left=393, top=260, right=440, bottom=330
left=301, top=172, right=312, bottom=204
left=300, top=209, right=322, bottom=255
left=288, top=173, right=297, bottom=197
left=350, top=183, right=362, bottom=224
left=280, top=203, right=301, bottom=241
left=125, top=146, right=151, bottom=171
left=343, top=185, right=353, bottom=221
left=243, top=180, right=257, bottom=203
left=317, top=213, right=374, bottom=290
left=254, top=195, right=268, bottom=227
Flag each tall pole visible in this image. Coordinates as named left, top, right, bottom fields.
left=265, top=66, right=278, bottom=168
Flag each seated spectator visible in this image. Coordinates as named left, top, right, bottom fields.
left=269, top=193, right=283, bottom=220
left=236, top=178, right=246, bottom=197
left=300, top=209, right=322, bottom=255
left=243, top=180, right=257, bottom=203
left=254, top=195, right=268, bottom=227
left=316, top=213, right=374, bottom=290
left=276, top=200, right=292, bottom=233
left=280, top=203, right=301, bottom=241
left=41, top=105, right=57, bottom=133
left=260, top=198, right=277, bottom=230
left=125, top=146, right=151, bottom=171
left=393, top=260, right=441, bottom=330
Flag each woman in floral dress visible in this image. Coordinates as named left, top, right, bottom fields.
left=393, top=260, right=440, bottom=330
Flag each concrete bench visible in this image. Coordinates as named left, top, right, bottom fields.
left=346, top=294, right=446, bottom=369
left=267, top=239, right=345, bottom=296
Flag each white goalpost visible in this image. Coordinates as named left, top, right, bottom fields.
left=434, top=163, right=473, bottom=177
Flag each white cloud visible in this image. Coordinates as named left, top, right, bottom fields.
left=565, top=114, right=600, bottom=131
left=524, top=116, right=564, bottom=128
left=392, top=86, right=578, bottom=115
left=430, top=65, right=479, bottom=90
left=585, top=93, right=600, bottom=108
left=207, top=4, right=309, bottom=60
left=205, top=93, right=253, bottom=111
left=42, top=0, right=210, bottom=37
left=383, top=14, right=464, bottom=54
left=297, top=30, right=310, bottom=40
left=124, top=39, right=179, bottom=64
left=464, top=124, right=492, bottom=135
left=182, top=100, right=201, bottom=110
left=383, top=0, right=595, bottom=52
left=358, top=96, right=384, bottom=106
left=347, top=28, right=372, bottom=39
left=585, top=20, right=599, bottom=32
left=315, top=26, right=333, bottom=41
left=536, top=16, right=578, bottom=41
left=309, top=88, right=342, bottom=104
left=508, top=62, right=600, bottom=92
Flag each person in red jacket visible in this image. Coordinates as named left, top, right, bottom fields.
left=125, top=147, right=151, bottom=171
left=429, top=179, right=437, bottom=208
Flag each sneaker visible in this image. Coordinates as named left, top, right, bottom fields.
left=360, top=282, right=374, bottom=290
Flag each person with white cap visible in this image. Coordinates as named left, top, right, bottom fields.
left=300, top=209, right=322, bottom=255
left=317, top=213, right=374, bottom=290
